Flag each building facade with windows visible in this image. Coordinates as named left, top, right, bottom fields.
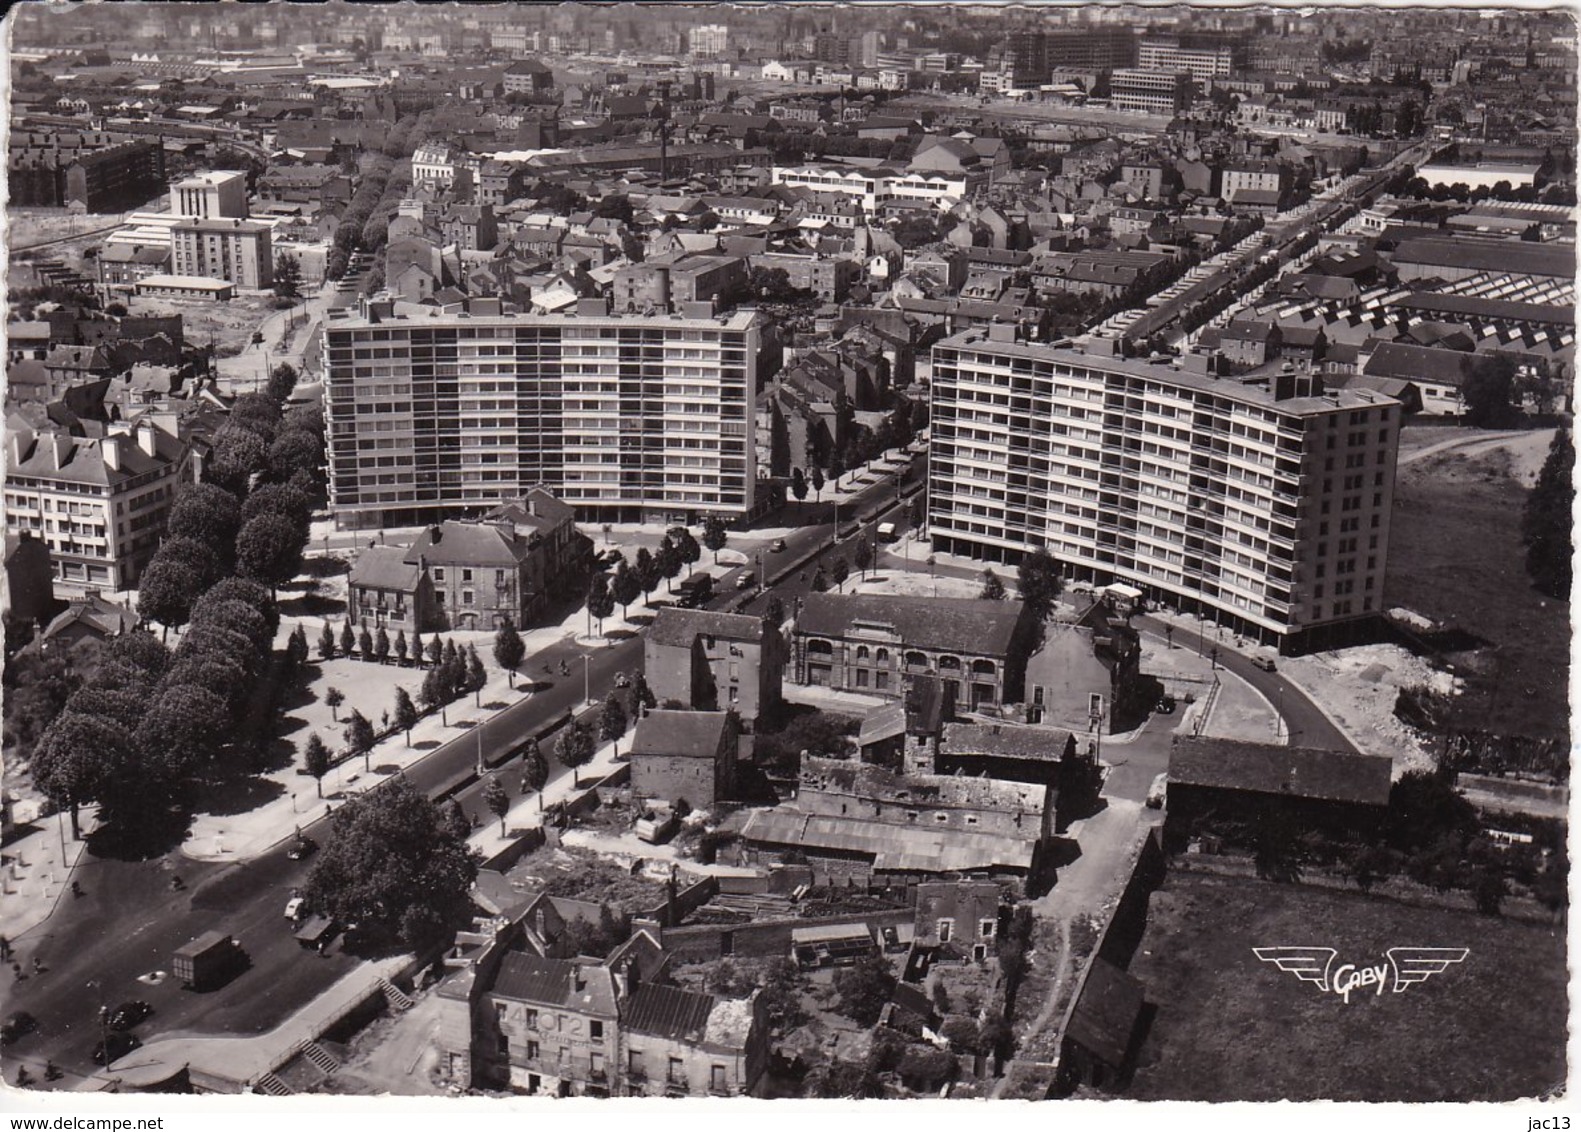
left=170, top=218, right=275, bottom=291
left=170, top=171, right=249, bottom=220
left=4, top=418, right=187, bottom=593
left=323, top=299, right=761, bottom=528
left=926, top=328, right=1401, bottom=652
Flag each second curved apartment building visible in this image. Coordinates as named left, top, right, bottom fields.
left=927, top=326, right=1401, bottom=653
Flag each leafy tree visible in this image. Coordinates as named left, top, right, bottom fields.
left=554, top=719, right=595, bottom=788
left=586, top=572, right=615, bottom=637
left=198, top=577, right=279, bottom=638
left=374, top=626, right=391, bottom=665
left=420, top=664, right=449, bottom=725
left=426, top=635, right=443, bottom=667
left=241, top=482, right=312, bottom=529
left=980, top=568, right=1007, bottom=601
left=631, top=672, right=656, bottom=717
left=1522, top=428, right=1573, bottom=600
left=674, top=529, right=701, bottom=576
left=829, top=555, right=849, bottom=591
left=166, top=483, right=243, bottom=547
left=319, top=622, right=336, bottom=660
left=31, top=711, right=122, bottom=838
left=810, top=466, right=825, bottom=501
left=301, top=774, right=480, bottom=950
left=394, top=629, right=409, bottom=665
left=655, top=536, right=682, bottom=593
left=791, top=467, right=808, bottom=502
left=358, top=627, right=374, bottom=661
left=266, top=362, right=300, bottom=404
left=441, top=797, right=471, bottom=845
left=764, top=595, right=786, bottom=626
left=829, top=450, right=846, bottom=488
left=702, top=517, right=728, bottom=562
left=634, top=547, right=659, bottom=597
left=1386, top=770, right=1478, bottom=853
left=299, top=732, right=332, bottom=797
left=269, top=428, right=322, bottom=485
left=288, top=625, right=310, bottom=668
left=493, top=619, right=525, bottom=688
left=484, top=773, right=510, bottom=835
left=154, top=536, right=224, bottom=593
left=1472, top=865, right=1508, bottom=916
left=1017, top=547, right=1063, bottom=622
left=206, top=425, right=269, bottom=494
left=599, top=691, right=628, bottom=756
left=1461, top=353, right=1518, bottom=428
left=324, top=686, right=345, bottom=723
left=136, top=684, right=229, bottom=774
left=854, top=536, right=873, bottom=579
left=832, top=950, right=894, bottom=1027
left=235, top=512, right=306, bottom=595
left=136, top=558, right=202, bottom=632
left=520, top=737, right=549, bottom=810
left=189, top=597, right=272, bottom=657
left=466, top=645, right=487, bottom=705
left=392, top=686, right=419, bottom=746
left=811, top=566, right=829, bottom=593
left=411, top=631, right=426, bottom=666
left=345, top=708, right=376, bottom=772
left=611, top=561, right=641, bottom=613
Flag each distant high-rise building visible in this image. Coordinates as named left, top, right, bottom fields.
left=324, top=301, right=762, bottom=528
left=688, top=23, right=729, bottom=58
left=926, top=328, right=1401, bottom=652
left=170, top=171, right=249, bottom=220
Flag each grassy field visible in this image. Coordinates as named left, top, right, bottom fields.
left=1126, top=872, right=1567, bottom=1101
left=1384, top=430, right=1570, bottom=740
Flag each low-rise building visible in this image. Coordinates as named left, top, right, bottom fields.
left=644, top=608, right=786, bottom=723
left=346, top=545, right=439, bottom=633
left=628, top=709, right=741, bottom=808
left=791, top=592, right=1037, bottom=710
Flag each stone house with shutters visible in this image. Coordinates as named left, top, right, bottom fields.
left=791, top=592, right=1037, bottom=711
left=346, top=546, right=439, bottom=633
left=643, top=608, right=786, bottom=726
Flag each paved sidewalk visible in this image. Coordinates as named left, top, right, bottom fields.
left=0, top=806, right=96, bottom=945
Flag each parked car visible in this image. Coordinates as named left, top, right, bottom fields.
left=735, top=570, right=756, bottom=590
left=614, top=673, right=631, bottom=689
left=108, top=1001, right=152, bottom=1032
left=769, top=538, right=787, bottom=553
left=91, top=1032, right=141, bottom=1065
left=2, top=1012, right=37, bottom=1045
left=1146, top=773, right=1169, bottom=809
left=284, top=896, right=306, bottom=920
left=1252, top=656, right=1277, bottom=672
left=287, top=837, right=317, bottom=860
left=1156, top=695, right=1176, bottom=715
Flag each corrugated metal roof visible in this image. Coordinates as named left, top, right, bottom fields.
left=623, top=981, right=715, bottom=1044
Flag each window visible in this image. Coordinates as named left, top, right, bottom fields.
left=937, top=919, right=954, bottom=942
left=432, top=567, right=445, bottom=582
left=462, top=568, right=473, bottom=583
left=668, top=1056, right=685, bottom=1085
left=527, top=1040, right=539, bottom=1060
left=590, top=1021, right=603, bottom=1039
left=524, top=1009, right=537, bottom=1029
left=498, top=1034, right=510, bottom=1056
left=980, top=919, right=996, bottom=940
left=711, top=1065, right=728, bottom=1093
left=463, top=590, right=475, bottom=606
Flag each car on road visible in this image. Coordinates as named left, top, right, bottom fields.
left=91, top=1032, right=141, bottom=1065
left=108, top=1001, right=152, bottom=1032
left=287, top=837, right=317, bottom=860
left=1156, top=695, right=1176, bottom=715
left=1252, top=656, right=1277, bottom=672
left=769, top=538, right=787, bottom=553
left=1146, top=773, right=1169, bottom=809
left=736, top=570, right=755, bottom=590
left=2, top=1012, right=37, bottom=1045
left=614, top=672, right=631, bottom=689
left=285, top=896, right=306, bottom=920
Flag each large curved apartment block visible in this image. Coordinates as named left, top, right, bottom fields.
left=324, top=299, right=760, bottom=529
left=927, top=326, right=1401, bottom=653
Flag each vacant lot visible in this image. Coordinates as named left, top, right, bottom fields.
left=1385, top=428, right=1569, bottom=740
left=1127, top=871, right=1566, bottom=1101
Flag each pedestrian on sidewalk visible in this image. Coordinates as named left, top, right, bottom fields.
left=0, top=935, right=9, bottom=962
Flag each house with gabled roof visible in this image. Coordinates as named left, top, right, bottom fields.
left=644, top=607, right=786, bottom=724
left=628, top=709, right=741, bottom=808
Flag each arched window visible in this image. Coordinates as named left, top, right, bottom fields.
left=972, top=659, right=996, bottom=676
left=938, top=655, right=962, bottom=673
left=855, top=645, right=870, bottom=660
left=904, top=650, right=928, bottom=669
left=875, top=648, right=889, bottom=663
left=807, top=639, right=833, bottom=656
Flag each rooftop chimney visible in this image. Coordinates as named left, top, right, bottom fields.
left=136, top=422, right=158, bottom=457
left=51, top=433, right=72, bottom=470
left=101, top=435, right=121, bottom=472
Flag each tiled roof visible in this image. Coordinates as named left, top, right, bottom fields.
left=630, top=710, right=732, bottom=759
left=623, top=981, right=715, bottom=1043
left=404, top=520, right=527, bottom=568
left=349, top=545, right=424, bottom=592
left=492, top=951, right=618, bottom=1016
left=941, top=722, right=1072, bottom=762
left=649, top=607, right=765, bottom=649
left=794, top=592, right=1027, bottom=657
left=1363, top=342, right=1480, bottom=389
left=1388, top=236, right=1574, bottom=279
left=1065, top=958, right=1145, bottom=1067
left=1168, top=736, right=1392, bottom=806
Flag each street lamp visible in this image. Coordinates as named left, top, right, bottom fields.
left=583, top=653, right=591, bottom=708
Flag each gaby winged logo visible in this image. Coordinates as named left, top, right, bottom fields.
left=1253, top=947, right=1470, bottom=1004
